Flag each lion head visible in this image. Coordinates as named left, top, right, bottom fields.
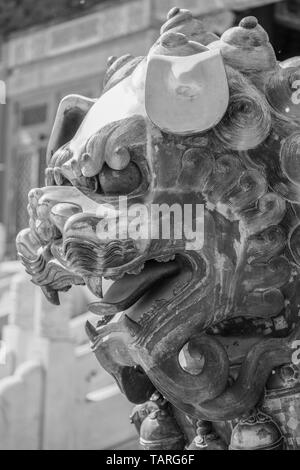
left=17, top=9, right=300, bottom=421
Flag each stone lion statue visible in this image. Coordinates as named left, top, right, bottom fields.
left=17, top=8, right=300, bottom=449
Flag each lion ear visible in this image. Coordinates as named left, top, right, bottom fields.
left=46, top=94, right=96, bottom=165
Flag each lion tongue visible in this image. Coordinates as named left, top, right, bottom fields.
left=88, top=259, right=180, bottom=315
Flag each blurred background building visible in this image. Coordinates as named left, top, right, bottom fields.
left=0, top=0, right=299, bottom=258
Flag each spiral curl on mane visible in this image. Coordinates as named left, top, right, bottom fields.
left=213, top=67, right=272, bottom=151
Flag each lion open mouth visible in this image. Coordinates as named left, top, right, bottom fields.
left=16, top=182, right=193, bottom=318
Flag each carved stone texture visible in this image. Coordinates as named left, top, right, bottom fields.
left=16, top=7, right=300, bottom=449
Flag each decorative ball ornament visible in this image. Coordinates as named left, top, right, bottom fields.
left=262, top=364, right=300, bottom=449
left=266, top=363, right=300, bottom=392
left=230, top=410, right=285, bottom=450
left=140, top=409, right=185, bottom=450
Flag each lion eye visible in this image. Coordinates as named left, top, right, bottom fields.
left=98, top=162, right=142, bottom=195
